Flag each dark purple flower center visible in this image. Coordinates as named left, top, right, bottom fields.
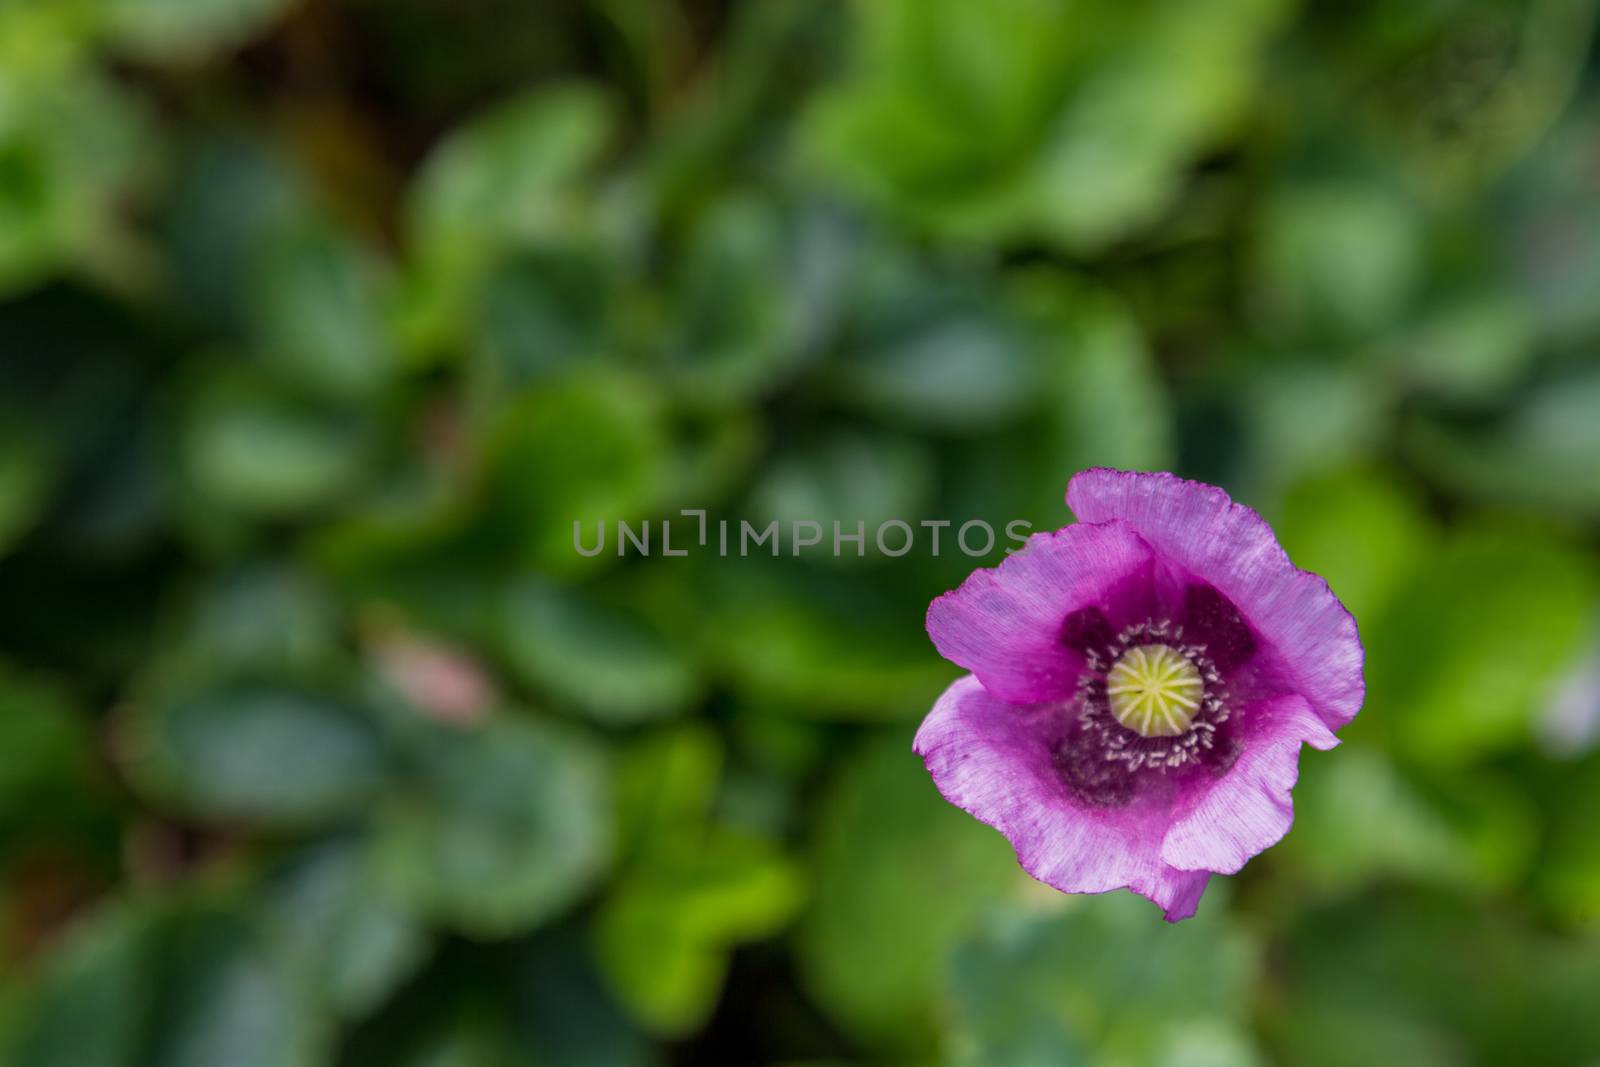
left=1054, top=584, right=1252, bottom=807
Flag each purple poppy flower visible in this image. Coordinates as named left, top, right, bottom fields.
left=914, top=469, right=1364, bottom=920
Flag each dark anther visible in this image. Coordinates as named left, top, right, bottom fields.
left=1181, top=584, right=1256, bottom=672
left=1059, top=606, right=1115, bottom=657
left=1055, top=737, right=1135, bottom=808
left=1196, top=728, right=1243, bottom=776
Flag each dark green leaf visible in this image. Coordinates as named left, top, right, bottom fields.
left=124, top=684, right=389, bottom=824
left=797, top=733, right=1017, bottom=1047
left=370, top=717, right=613, bottom=937
left=948, top=892, right=1262, bottom=1067
left=500, top=580, right=702, bottom=724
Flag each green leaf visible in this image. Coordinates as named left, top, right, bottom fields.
left=247, top=220, right=395, bottom=400
left=0, top=414, right=52, bottom=556
left=1249, top=178, right=1423, bottom=341
left=472, top=247, right=614, bottom=394
left=333, top=924, right=651, bottom=1067
left=103, top=0, right=295, bottom=59
left=6, top=901, right=150, bottom=1067
left=1502, top=100, right=1600, bottom=342
left=10, top=898, right=324, bottom=1067
left=1393, top=291, right=1537, bottom=402
left=370, top=716, right=613, bottom=937
left=1274, top=467, right=1433, bottom=623
left=834, top=311, right=1036, bottom=430
left=1405, top=370, right=1600, bottom=518
left=935, top=281, right=1172, bottom=548
left=150, top=563, right=343, bottom=692
left=1271, top=890, right=1600, bottom=1066
left=408, top=84, right=615, bottom=270
left=1277, top=746, right=1536, bottom=894
left=657, top=409, right=764, bottom=506
left=595, top=830, right=804, bottom=1036
left=400, top=84, right=616, bottom=359
left=500, top=580, right=702, bottom=724
left=180, top=367, right=372, bottom=519
left=1239, top=361, right=1387, bottom=491
left=1028, top=0, right=1288, bottom=251
left=123, top=684, right=389, bottom=825
left=1029, top=281, right=1174, bottom=476
left=0, top=663, right=91, bottom=809
left=1321, top=0, right=1594, bottom=195
left=660, top=194, right=799, bottom=407
left=161, top=137, right=303, bottom=336
left=487, top=372, right=668, bottom=574
left=261, top=839, right=432, bottom=1018
left=611, top=725, right=723, bottom=856
left=746, top=430, right=936, bottom=563
left=947, top=892, right=1262, bottom=1067
left=705, top=560, right=955, bottom=721
left=1534, top=753, right=1600, bottom=927
left=0, top=129, right=64, bottom=292
left=830, top=250, right=1038, bottom=432
left=595, top=727, right=802, bottom=1035
left=512, top=928, right=656, bottom=1067
left=0, top=70, right=151, bottom=296
left=805, top=0, right=1287, bottom=250
left=1364, top=522, right=1597, bottom=765
left=797, top=733, right=1018, bottom=1047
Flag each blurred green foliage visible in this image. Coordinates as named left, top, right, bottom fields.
left=2, top=0, right=1600, bottom=1063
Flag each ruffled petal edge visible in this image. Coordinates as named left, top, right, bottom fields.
left=1067, top=468, right=1365, bottom=730
left=914, top=674, right=1213, bottom=921
left=925, top=520, right=1155, bottom=707
left=1160, top=692, right=1337, bottom=874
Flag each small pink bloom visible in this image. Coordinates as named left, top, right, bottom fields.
left=370, top=630, right=495, bottom=726
left=915, top=469, right=1364, bottom=920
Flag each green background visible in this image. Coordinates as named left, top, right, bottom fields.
left=3, top=0, right=1600, bottom=1063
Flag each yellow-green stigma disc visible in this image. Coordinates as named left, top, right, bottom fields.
left=1105, top=643, right=1204, bottom=738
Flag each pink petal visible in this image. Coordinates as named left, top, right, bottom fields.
left=925, top=521, right=1156, bottom=707
left=1067, top=469, right=1365, bottom=729
left=1161, top=693, right=1338, bottom=874
left=914, top=674, right=1213, bottom=921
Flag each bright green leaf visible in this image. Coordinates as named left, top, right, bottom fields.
left=487, top=372, right=668, bottom=574
left=1274, top=467, right=1433, bottom=623
left=806, top=0, right=1287, bottom=250
left=408, top=84, right=615, bottom=268
left=596, top=830, right=804, bottom=1036
left=1365, top=522, right=1596, bottom=765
